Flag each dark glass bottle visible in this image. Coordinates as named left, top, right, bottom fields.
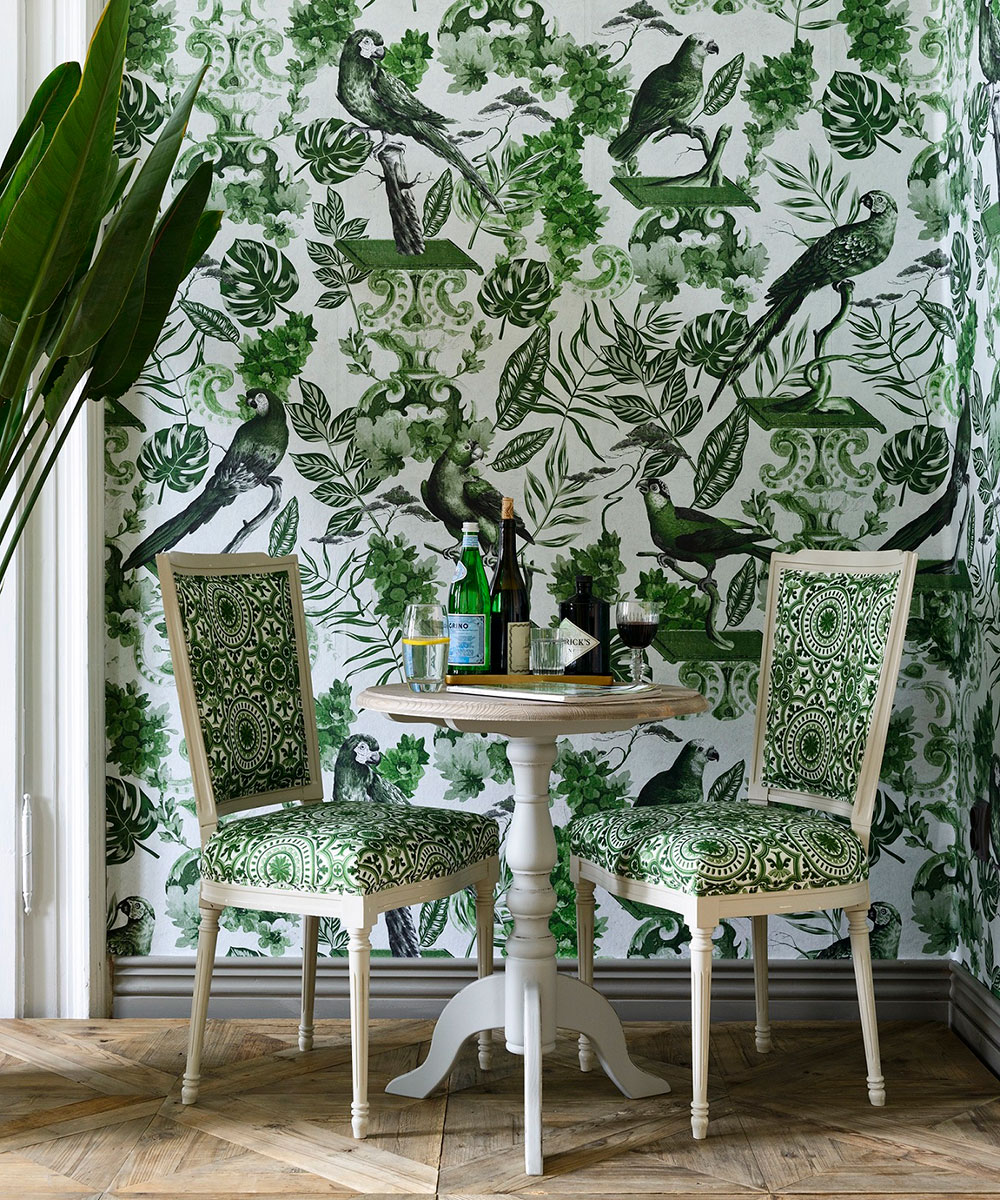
left=489, top=497, right=531, bottom=673
left=558, top=574, right=610, bottom=675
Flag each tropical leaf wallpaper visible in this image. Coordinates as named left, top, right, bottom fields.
left=105, top=0, right=1000, bottom=987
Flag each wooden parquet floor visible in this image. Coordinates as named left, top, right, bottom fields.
left=0, top=1018, right=997, bottom=1199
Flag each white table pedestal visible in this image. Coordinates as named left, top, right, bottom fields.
left=384, top=736, right=671, bottom=1174
left=358, top=685, right=707, bottom=1176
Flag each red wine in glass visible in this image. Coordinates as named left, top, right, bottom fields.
left=615, top=601, right=659, bottom=683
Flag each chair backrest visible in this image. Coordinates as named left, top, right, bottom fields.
left=158, top=551, right=323, bottom=841
left=748, top=549, right=917, bottom=845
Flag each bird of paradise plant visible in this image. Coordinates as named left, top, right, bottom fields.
left=0, top=0, right=220, bottom=585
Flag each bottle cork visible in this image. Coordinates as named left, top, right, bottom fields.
left=501, top=496, right=514, bottom=519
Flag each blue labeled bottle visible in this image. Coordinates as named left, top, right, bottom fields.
left=447, top=522, right=491, bottom=674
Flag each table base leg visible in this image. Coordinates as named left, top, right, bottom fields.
left=554, top=975, right=671, bottom=1098
left=384, top=974, right=504, bottom=1099
left=523, top=982, right=542, bottom=1175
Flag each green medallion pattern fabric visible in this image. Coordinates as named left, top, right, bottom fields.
left=570, top=801, right=868, bottom=897
left=201, top=800, right=500, bottom=895
left=173, top=571, right=310, bottom=805
left=761, top=570, right=900, bottom=805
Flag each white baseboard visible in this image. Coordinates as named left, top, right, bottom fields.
left=112, top=956, right=952, bottom=1022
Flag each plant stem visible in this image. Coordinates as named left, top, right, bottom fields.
left=0, top=397, right=85, bottom=586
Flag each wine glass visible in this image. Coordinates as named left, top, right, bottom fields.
left=615, top=600, right=659, bottom=684
left=402, top=603, right=449, bottom=692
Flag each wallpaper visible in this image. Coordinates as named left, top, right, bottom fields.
left=103, top=0, right=999, bottom=984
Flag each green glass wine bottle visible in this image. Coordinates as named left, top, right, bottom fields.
left=447, top=522, right=491, bottom=674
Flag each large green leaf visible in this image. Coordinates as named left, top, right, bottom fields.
left=0, top=128, right=45, bottom=254
left=61, top=65, right=207, bottom=357
left=105, top=775, right=159, bottom=865
left=268, top=498, right=299, bottom=556
left=0, top=0, right=128, bottom=319
left=0, top=60, right=80, bottom=184
left=220, top=239, right=298, bottom=326
left=702, top=54, right=743, bottom=116
left=821, top=72, right=900, bottom=160
left=88, top=162, right=218, bottom=400
left=495, top=326, right=549, bottom=430
left=692, top=405, right=749, bottom=508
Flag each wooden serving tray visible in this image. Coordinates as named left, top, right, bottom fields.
left=444, top=673, right=614, bottom=685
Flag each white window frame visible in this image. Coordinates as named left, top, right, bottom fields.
left=0, top=0, right=107, bottom=1018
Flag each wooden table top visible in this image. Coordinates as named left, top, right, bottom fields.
left=357, top=682, right=708, bottom=730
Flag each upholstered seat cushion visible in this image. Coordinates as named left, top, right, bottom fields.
left=569, top=801, right=868, bottom=897
left=202, top=801, right=500, bottom=896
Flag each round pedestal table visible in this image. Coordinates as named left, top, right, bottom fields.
left=357, top=682, right=708, bottom=1176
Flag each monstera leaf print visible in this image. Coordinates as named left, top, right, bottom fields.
left=114, top=73, right=164, bottom=156
left=677, top=310, right=751, bottom=382
left=106, top=777, right=159, bottom=865
left=220, top=240, right=299, bottom=326
left=821, top=72, right=900, bottom=158
left=479, top=259, right=555, bottom=331
left=295, top=118, right=372, bottom=184
left=136, top=423, right=210, bottom=493
left=878, top=425, right=951, bottom=496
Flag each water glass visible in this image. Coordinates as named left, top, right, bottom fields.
left=402, top=604, right=449, bottom=692
left=529, top=627, right=569, bottom=675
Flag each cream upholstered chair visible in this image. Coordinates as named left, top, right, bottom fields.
left=159, top=551, right=500, bottom=1139
left=569, top=549, right=917, bottom=1140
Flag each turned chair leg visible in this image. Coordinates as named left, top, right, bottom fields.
left=575, top=876, right=596, bottom=1072
left=751, top=914, right=772, bottom=1053
left=848, top=904, right=885, bottom=1106
left=348, top=925, right=372, bottom=1139
left=299, top=914, right=318, bottom=1052
left=690, top=926, right=714, bottom=1139
left=475, top=876, right=496, bottom=1070
left=182, top=901, right=221, bottom=1105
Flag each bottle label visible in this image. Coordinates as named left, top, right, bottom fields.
left=557, top=618, right=600, bottom=667
left=448, top=614, right=486, bottom=666
left=451, top=559, right=468, bottom=583
left=462, top=531, right=480, bottom=549
left=507, top=622, right=531, bottom=673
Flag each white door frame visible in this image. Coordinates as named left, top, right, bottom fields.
left=0, top=0, right=107, bottom=1018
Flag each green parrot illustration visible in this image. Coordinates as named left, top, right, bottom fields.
left=635, top=740, right=720, bottom=807
left=107, top=896, right=155, bottom=956
left=808, top=902, right=902, bottom=960
left=333, top=734, right=420, bottom=958
left=608, top=34, right=719, bottom=162
left=710, top=191, right=898, bottom=408
left=639, top=477, right=772, bottom=647
left=881, top=383, right=970, bottom=556
left=122, top=389, right=288, bottom=572
left=980, top=0, right=1000, bottom=189
left=422, top=433, right=533, bottom=551
left=337, top=30, right=501, bottom=211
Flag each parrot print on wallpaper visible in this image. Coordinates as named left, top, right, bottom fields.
left=104, top=0, right=1000, bottom=989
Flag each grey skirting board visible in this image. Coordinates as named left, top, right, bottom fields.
left=113, top=956, right=954, bottom=1023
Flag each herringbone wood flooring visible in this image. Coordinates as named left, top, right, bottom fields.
left=0, top=1017, right=996, bottom=1198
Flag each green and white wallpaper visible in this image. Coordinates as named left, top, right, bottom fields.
left=104, top=0, right=1000, bottom=982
